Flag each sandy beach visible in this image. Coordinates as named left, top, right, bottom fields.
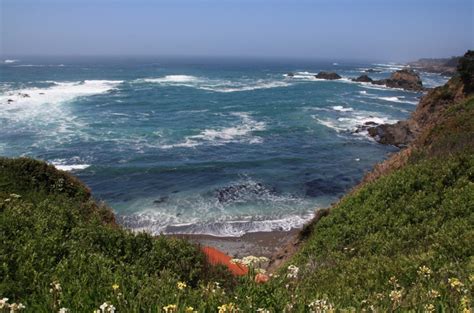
left=171, top=228, right=300, bottom=258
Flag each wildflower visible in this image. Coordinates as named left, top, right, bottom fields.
left=389, top=290, right=402, bottom=304
left=8, top=303, right=25, bottom=312
left=287, top=264, right=299, bottom=279
left=112, top=284, right=119, bottom=291
left=59, top=308, right=69, bottom=313
left=185, top=306, right=197, bottom=313
left=0, top=298, right=9, bottom=309
left=10, top=193, right=21, bottom=199
left=99, top=302, right=116, bottom=313
left=417, top=265, right=432, bottom=278
left=423, top=303, right=435, bottom=313
left=308, top=299, right=334, bottom=313
left=460, top=296, right=471, bottom=311
left=177, top=281, right=187, bottom=290
left=218, top=302, right=237, bottom=312
left=163, top=304, right=177, bottom=313
left=254, top=273, right=269, bottom=284
left=427, top=289, right=440, bottom=299
left=448, top=277, right=464, bottom=292
left=256, top=309, right=270, bottom=313
left=50, top=281, right=62, bottom=293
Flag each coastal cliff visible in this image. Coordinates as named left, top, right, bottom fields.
left=1, top=52, right=473, bottom=311
left=368, top=50, right=473, bottom=147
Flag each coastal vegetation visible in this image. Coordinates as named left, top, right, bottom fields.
left=1, top=52, right=473, bottom=311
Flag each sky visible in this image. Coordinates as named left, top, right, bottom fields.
left=1, top=0, right=473, bottom=61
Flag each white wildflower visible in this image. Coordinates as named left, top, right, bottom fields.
left=287, top=264, right=299, bottom=279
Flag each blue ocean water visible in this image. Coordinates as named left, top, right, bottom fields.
left=0, top=56, right=448, bottom=236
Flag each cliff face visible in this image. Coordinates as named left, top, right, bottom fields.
left=368, top=50, right=473, bottom=147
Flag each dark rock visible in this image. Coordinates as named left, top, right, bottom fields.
left=352, top=75, right=373, bottom=82
left=365, top=69, right=381, bottom=73
left=315, top=71, right=341, bottom=80
left=367, top=121, right=416, bottom=147
left=371, top=69, right=423, bottom=91
left=18, top=93, right=30, bottom=98
left=7, top=99, right=14, bottom=103
left=286, top=72, right=295, bottom=77
left=39, top=92, right=45, bottom=95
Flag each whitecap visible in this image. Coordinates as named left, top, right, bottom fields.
left=4, top=59, right=19, bottom=64
left=160, top=112, right=266, bottom=149
left=332, top=105, right=353, bottom=112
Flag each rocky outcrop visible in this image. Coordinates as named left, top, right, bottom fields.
left=315, top=72, right=341, bottom=80
left=286, top=72, right=295, bottom=77
left=368, top=50, right=473, bottom=147
left=372, top=69, right=423, bottom=91
left=365, top=69, right=381, bottom=73
left=408, top=56, right=460, bottom=76
left=352, top=75, right=373, bottom=83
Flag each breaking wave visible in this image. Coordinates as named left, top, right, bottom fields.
left=161, top=112, right=266, bottom=149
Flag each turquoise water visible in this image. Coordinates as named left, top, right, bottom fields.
left=0, top=57, right=447, bottom=236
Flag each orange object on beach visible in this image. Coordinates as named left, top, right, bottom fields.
left=201, top=246, right=248, bottom=276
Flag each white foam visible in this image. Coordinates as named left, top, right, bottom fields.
left=4, top=59, right=18, bottom=64
left=314, top=109, right=397, bottom=135
left=50, top=158, right=90, bottom=171
left=143, top=75, right=199, bottom=83
left=332, top=105, right=353, bottom=112
left=371, top=96, right=418, bottom=105
left=140, top=75, right=292, bottom=93
left=54, top=164, right=90, bottom=171
left=1, top=80, right=122, bottom=120
left=161, top=112, right=266, bottom=149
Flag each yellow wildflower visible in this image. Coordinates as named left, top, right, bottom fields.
left=417, top=265, right=432, bottom=278
left=177, top=281, right=187, bottom=290
left=163, top=304, right=178, bottom=313
left=389, top=290, right=402, bottom=303
left=423, top=303, right=435, bottom=313
left=448, top=277, right=464, bottom=292
left=185, top=306, right=197, bottom=313
left=112, top=284, right=119, bottom=291
left=218, top=302, right=237, bottom=313
left=427, top=289, right=440, bottom=299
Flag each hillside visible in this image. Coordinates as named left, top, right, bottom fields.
left=1, top=51, right=473, bottom=312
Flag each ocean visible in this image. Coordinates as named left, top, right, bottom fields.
left=0, top=56, right=448, bottom=236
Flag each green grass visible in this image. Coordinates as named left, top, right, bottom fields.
left=1, top=90, right=473, bottom=311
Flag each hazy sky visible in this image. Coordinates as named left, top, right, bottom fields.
left=1, top=0, right=473, bottom=61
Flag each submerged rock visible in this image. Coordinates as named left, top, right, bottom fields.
left=352, top=75, right=373, bottom=82
left=365, top=68, right=381, bottom=73
left=304, top=178, right=349, bottom=197
left=286, top=72, right=295, bottom=77
left=315, top=72, right=341, bottom=80
left=215, top=183, right=276, bottom=203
